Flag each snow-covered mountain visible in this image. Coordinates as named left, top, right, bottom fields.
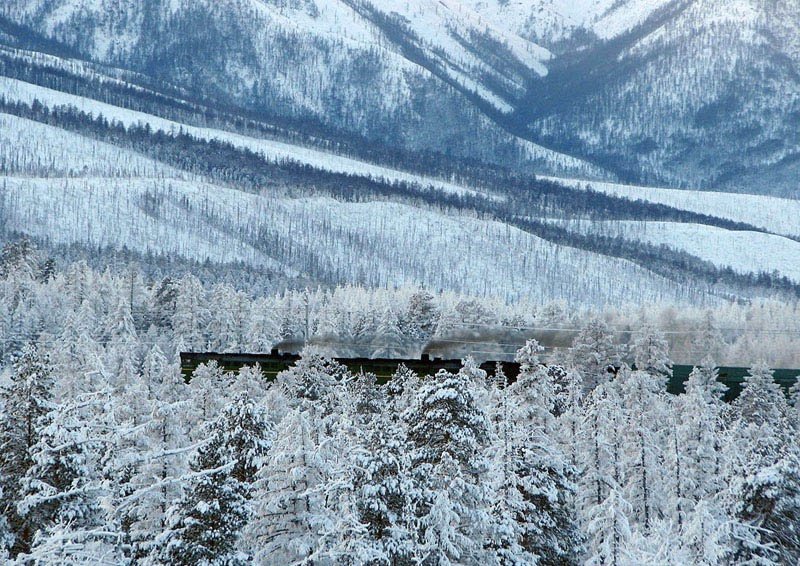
left=0, top=0, right=798, bottom=304
left=520, top=0, right=800, bottom=195
left=462, top=0, right=674, bottom=47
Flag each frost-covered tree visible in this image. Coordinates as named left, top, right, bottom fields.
left=187, top=361, right=234, bottom=438
left=173, top=274, right=209, bottom=351
left=245, top=406, right=332, bottom=564
left=348, top=412, right=419, bottom=564
left=404, top=366, right=491, bottom=564
left=678, top=500, right=735, bottom=566
left=667, top=362, right=728, bottom=528
left=692, top=311, right=724, bottom=364
left=499, top=340, right=582, bottom=565
left=616, top=367, right=669, bottom=533
left=726, top=361, right=799, bottom=564
left=730, top=361, right=792, bottom=472
left=584, top=486, right=633, bottom=566
left=631, top=326, right=672, bottom=379
left=0, top=343, right=55, bottom=556
left=405, top=290, right=438, bottom=342
left=17, top=400, right=104, bottom=544
left=372, top=306, right=406, bottom=359
left=385, top=364, right=420, bottom=418
left=277, top=348, right=348, bottom=410
left=568, top=319, right=621, bottom=391
left=729, top=452, right=800, bottom=565
left=158, top=392, right=273, bottom=565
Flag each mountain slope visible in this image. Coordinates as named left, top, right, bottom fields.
left=519, top=0, right=800, bottom=195
left=0, top=0, right=580, bottom=175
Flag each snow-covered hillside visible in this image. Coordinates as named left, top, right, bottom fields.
left=462, top=0, right=673, bottom=46
left=526, top=0, right=800, bottom=195
left=0, top=0, right=574, bottom=174
left=0, top=176, right=710, bottom=305
left=0, top=113, right=182, bottom=179
left=559, top=220, right=800, bottom=284
left=546, top=177, right=800, bottom=240
left=0, top=76, right=602, bottom=191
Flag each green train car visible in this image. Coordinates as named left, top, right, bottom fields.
left=180, top=351, right=799, bottom=402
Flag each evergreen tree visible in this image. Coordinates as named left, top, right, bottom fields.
left=730, top=452, right=800, bottom=565
left=0, top=343, right=55, bottom=557
left=385, top=364, right=420, bottom=418
left=158, top=392, right=273, bottom=565
left=405, top=290, right=438, bottom=342
left=727, top=361, right=798, bottom=564
left=404, top=366, right=491, bottom=564
left=584, top=486, right=633, bottom=566
left=501, top=340, right=582, bottom=565
left=568, top=319, right=621, bottom=392
left=616, top=367, right=669, bottom=533
left=372, top=306, right=406, bottom=359
left=17, top=401, right=103, bottom=542
left=346, top=412, right=419, bottom=564
left=245, top=407, right=332, bottom=564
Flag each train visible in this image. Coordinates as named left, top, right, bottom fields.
left=180, top=350, right=800, bottom=402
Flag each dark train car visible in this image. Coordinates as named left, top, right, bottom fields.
left=669, top=365, right=798, bottom=402
left=180, top=350, right=521, bottom=383
left=180, top=351, right=798, bottom=401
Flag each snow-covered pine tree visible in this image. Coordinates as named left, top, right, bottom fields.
left=385, top=363, right=420, bottom=419
left=583, top=486, right=633, bottom=566
left=158, top=392, right=273, bottom=565
left=277, top=348, right=348, bottom=414
left=726, top=361, right=799, bottom=565
left=102, top=345, right=191, bottom=563
left=245, top=406, right=333, bottom=564
left=405, top=290, right=438, bottom=343
left=731, top=361, right=792, bottom=472
left=371, top=306, right=406, bottom=359
left=231, top=364, right=270, bottom=401
left=16, top=393, right=120, bottom=563
left=675, top=500, right=734, bottom=566
left=555, top=368, right=584, bottom=473
left=0, top=343, right=55, bottom=557
left=172, top=274, right=209, bottom=352
left=667, top=361, right=727, bottom=529
left=631, top=326, right=672, bottom=380
left=246, top=297, right=279, bottom=353
left=350, top=410, right=419, bottom=564
left=404, top=366, right=491, bottom=564
left=729, top=451, right=800, bottom=565
left=498, top=340, right=582, bottom=565
left=568, top=319, right=621, bottom=392
left=577, top=379, right=624, bottom=524
left=692, top=311, right=724, bottom=365
left=187, top=361, right=234, bottom=439
left=790, top=376, right=800, bottom=424
left=616, top=366, right=669, bottom=534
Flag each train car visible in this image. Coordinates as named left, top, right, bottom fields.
left=180, top=350, right=521, bottom=383
left=181, top=351, right=799, bottom=401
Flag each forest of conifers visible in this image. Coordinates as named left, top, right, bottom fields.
left=0, top=240, right=799, bottom=564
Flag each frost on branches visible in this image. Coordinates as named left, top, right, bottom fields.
left=0, top=248, right=799, bottom=564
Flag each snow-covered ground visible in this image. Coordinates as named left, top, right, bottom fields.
left=0, top=113, right=183, bottom=179
left=0, top=176, right=711, bottom=305
left=0, top=73, right=602, bottom=183
left=0, top=77, right=500, bottom=199
left=545, top=177, right=800, bottom=239
left=562, top=220, right=800, bottom=283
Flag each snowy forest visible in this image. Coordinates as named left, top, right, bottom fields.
left=0, top=239, right=799, bottom=564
